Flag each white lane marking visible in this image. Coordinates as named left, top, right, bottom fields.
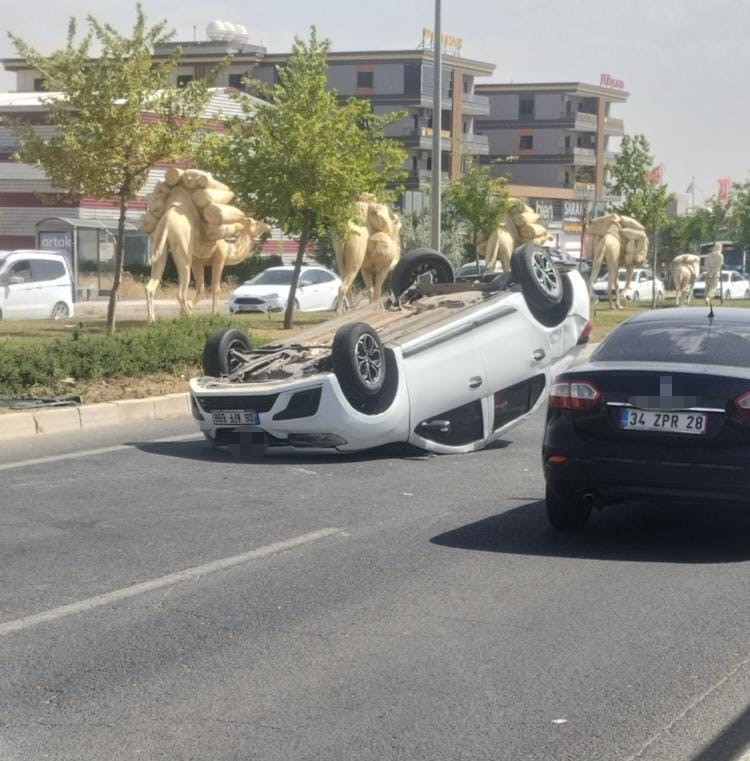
left=0, top=527, right=342, bottom=637
left=0, top=433, right=201, bottom=472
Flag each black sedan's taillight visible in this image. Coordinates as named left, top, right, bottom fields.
left=548, top=379, right=601, bottom=410
left=733, top=390, right=750, bottom=421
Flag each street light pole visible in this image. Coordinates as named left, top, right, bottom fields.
left=430, top=0, right=442, bottom=251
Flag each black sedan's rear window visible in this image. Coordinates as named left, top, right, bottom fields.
left=594, top=322, right=750, bottom=368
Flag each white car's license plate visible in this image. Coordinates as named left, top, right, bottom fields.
left=619, top=408, right=707, bottom=435
left=211, top=409, right=260, bottom=426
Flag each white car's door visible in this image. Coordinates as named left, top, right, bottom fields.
left=297, top=273, right=322, bottom=310
left=404, top=320, right=488, bottom=437
left=1, top=259, right=36, bottom=319
left=479, top=304, right=554, bottom=402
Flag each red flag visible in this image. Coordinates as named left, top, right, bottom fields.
left=718, top=177, right=730, bottom=205
left=648, top=164, right=663, bottom=184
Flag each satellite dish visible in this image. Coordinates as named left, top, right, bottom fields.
left=234, top=24, right=248, bottom=43
left=206, top=20, right=227, bottom=41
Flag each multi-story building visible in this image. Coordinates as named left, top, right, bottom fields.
left=1, top=25, right=629, bottom=260
left=150, top=32, right=496, bottom=196
left=1, top=27, right=495, bottom=262
left=475, top=81, right=628, bottom=253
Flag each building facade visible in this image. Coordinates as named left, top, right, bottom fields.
left=475, top=81, right=628, bottom=253
left=1, top=28, right=630, bottom=260
left=149, top=36, right=495, bottom=193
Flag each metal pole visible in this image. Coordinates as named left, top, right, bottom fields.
left=430, top=0, right=442, bottom=252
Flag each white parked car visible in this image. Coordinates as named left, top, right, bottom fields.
left=228, top=265, right=343, bottom=314
left=190, top=246, right=591, bottom=457
left=592, top=267, right=664, bottom=303
left=0, top=250, right=75, bottom=320
left=693, top=269, right=750, bottom=300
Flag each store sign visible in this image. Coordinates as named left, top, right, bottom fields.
left=39, top=231, right=73, bottom=255
left=534, top=200, right=555, bottom=221
left=421, top=28, right=463, bottom=56
left=563, top=201, right=585, bottom=219
left=600, top=73, right=625, bottom=89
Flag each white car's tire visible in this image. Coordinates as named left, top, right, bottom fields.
left=51, top=302, right=70, bottom=320
left=391, top=248, right=454, bottom=298
left=331, top=322, right=386, bottom=404
left=202, top=328, right=253, bottom=377
left=511, top=244, right=571, bottom=326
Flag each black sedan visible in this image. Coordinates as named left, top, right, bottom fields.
left=542, top=307, right=750, bottom=529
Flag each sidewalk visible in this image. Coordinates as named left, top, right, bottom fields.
left=0, top=393, right=192, bottom=442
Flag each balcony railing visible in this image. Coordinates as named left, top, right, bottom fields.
left=461, top=92, right=490, bottom=106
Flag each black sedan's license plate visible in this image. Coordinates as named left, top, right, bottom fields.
left=212, top=409, right=260, bottom=426
left=619, top=408, right=707, bottom=435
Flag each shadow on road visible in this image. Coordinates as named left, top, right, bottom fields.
left=689, top=702, right=750, bottom=761
left=133, top=437, right=432, bottom=465
left=431, top=499, right=750, bottom=564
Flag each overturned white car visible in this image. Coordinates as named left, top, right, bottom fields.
left=190, top=245, right=591, bottom=457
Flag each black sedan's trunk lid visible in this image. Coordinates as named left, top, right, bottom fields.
left=563, top=363, right=750, bottom=449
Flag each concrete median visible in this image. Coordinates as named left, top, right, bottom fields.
left=0, top=393, right=191, bottom=442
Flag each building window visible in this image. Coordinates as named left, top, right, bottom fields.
left=357, top=70, right=374, bottom=89
left=33, top=78, right=45, bottom=92
left=404, top=64, right=421, bottom=96
left=412, top=156, right=418, bottom=173
left=519, top=95, right=535, bottom=118
left=177, top=75, right=194, bottom=88
left=520, top=135, right=534, bottom=150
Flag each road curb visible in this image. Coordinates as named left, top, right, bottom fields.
left=0, top=393, right=191, bottom=443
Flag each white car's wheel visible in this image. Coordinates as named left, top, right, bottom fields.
left=511, top=244, right=564, bottom=311
left=331, top=322, right=385, bottom=404
left=391, top=249, right=454, bottom=298
left=51, top=302, right=70, bottom=320
left=202, top=328, right=253, bottom=377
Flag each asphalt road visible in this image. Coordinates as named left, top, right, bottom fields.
left=1, top=414, right=749, bottom=761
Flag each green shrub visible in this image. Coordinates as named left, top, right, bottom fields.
left=0, top=315, right=247, bottom=394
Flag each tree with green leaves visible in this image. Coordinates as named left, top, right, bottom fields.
left=202, top=28, right=406, bottom=329
left=607, top=134, right=674, bottom=306
left=682, top=198, right=731, bottom=249
left=729, top=178, right=750, bottom=252
left=9, top=5, right=214, bottom=332
left=443, top=159, right=511, bottom=270
left=607, top=133, right=674, bottom=232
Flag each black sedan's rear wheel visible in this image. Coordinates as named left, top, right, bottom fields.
left=202, top=328, right=253, bottom=377
left=545, top=485, right=591, bottom=531
left=331, top=322, right=385, bottom=405
left=391, top=248, right=455, bottom=298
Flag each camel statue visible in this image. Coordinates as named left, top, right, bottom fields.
left=586, top=213, right=649, bottom=309
left=333, top=194, right=401, bottom=315
left=703, top=242, right=724, bottom=304
left=476, top=200, right=550, bottom=275
left=191, top=217, right=272, bottom=313
left=140, top=168, right=269, bottom=322
left=672, top=253, right=701, bottom=306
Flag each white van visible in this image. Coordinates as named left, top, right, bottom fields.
left=0, top=250, right=75, bottom=320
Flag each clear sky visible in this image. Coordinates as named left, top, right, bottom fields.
left=2, top=0, right=747, bottom=204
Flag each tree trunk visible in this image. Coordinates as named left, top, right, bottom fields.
left=106, top=189, right=129, bottom=334
left=283, top=210, right=313, bottom=330
left=473, top=230, right=480, bottom=274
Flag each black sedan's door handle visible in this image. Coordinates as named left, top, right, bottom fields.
left=533, top=349, right=546, bottom=361
left=469, top=376, right=483, bottom=388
